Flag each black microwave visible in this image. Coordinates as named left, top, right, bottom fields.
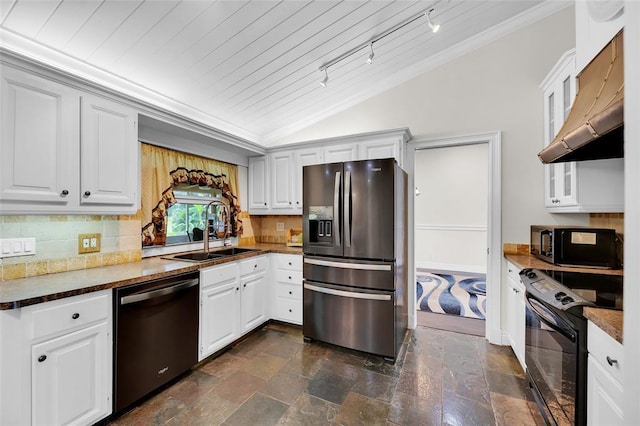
left=530, top=226, right=619, bottom=269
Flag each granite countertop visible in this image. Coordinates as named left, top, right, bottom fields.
left=0, top=244, right=302, bottom=310
left=504, top=251, right=623, bottom=343
left=584, top=307, right=623, bottom=344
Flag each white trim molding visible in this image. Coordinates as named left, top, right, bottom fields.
left=416, top=224, right=487, bottom=232
left=406, top=132, right=501, bottom=344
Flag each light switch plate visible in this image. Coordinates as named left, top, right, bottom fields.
left=0, top=238, right=36, bottom=258
left=78, top=233, right=101, bottom=254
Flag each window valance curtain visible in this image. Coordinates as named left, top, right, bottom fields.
left=141, top=143, right=242, bottom=246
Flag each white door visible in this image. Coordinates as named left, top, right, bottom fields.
left=293, top=148, right=323, bottom=212
left=248, top=156, right=269, bottom=212
left=270, top=152, right=294, bottom=210
left=240, top=272, right=267, bottom=334
left=323, top=143, right=358, bottom=163
left=81, top=95, right=138, bottom=206
left=199, top=282, right=240, bottom=360
left=0, top=67, right=79, bottom=205
left=31, top=322, right=111, bottom=426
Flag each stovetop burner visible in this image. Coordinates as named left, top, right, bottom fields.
left=520, top=268, right=623, bottom=311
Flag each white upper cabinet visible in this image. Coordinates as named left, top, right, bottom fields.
left=540, top=50, right=623, bottom=213
left=270, top=151, right=295, bottom=211
left=0, top=66, right=79, bottom=207
left=248, top=156, right=270, bottom=212
left=293, top=147, right=323, bottom=213
left=0, top=64, right=140, bottom=214
left=80, top=95, right=138, bottom=206
left=323, top=143, right=359, bottom=163
left=361, top=138, right=403, bottom=167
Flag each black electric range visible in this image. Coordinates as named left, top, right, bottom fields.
left=520, top=268, right=623, bottom=426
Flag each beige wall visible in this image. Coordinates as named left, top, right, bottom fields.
left=275, top=6, right=590, bottom=244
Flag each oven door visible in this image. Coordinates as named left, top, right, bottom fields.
left=525, top=293, right=582, bottom=426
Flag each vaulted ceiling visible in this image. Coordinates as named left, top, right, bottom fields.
left=0, top=0, right=570, bottom=146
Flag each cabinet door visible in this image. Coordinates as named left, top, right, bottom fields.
left=323, top=143, right=358, bottom=163
left=587, top=355, right=624, bottom=426
left=199, top=281, right=240, bottom=360
left=240, top=272, right=267, bottom=334
left=293, top=148, right=323, bottom=212
left=32, top=321, right=111, bottom=426
left=248, top=156, right=269, bottom=212
left=81, top=95, right=138, bottom=206
left=270, top=152, right=294, bottom=211
left=543, top=57, right=577, bottom=208
left=0, top=66, right=79, bottom=206
left=360, top=139, right=401, bottom=166
left=505, top=262, right=525, bottom=370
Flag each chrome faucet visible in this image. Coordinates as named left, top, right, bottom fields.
left=203, top=200, right=230, bottom=254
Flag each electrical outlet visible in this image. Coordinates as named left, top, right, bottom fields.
left=78, top=233, right=101, bottom=254
left=277, top=222, right=284, bottom=232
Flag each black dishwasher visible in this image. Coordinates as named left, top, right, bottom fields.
left=113, top=271, right=199, bottom=413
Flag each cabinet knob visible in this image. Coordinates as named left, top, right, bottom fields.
left=72, top=312, right=80, bottom=319
left=289, top=309, right=292, bottom=313
left=296, top=201, right=300, bottom=205
left=38, top=355, right=47, bottom=363
left=289, top=201, right=292, bottom=205
left=243, top=284, right=247, bottom=288
left=288, top=291, right=292, bottom=295
left=60, top=189, right=69, bottom=197
left=254, top=264, right=257, bottom=268
left=288, top=262, right=292, bottom=266
left=508, top=269, right=513, bottom=273
left=606, top=356, right=618, bottom=366
left=264, top=203, right=267, bottom=206
left=236, top=287, right=239, bottom=291
left=84, top=190, right=91, bottom=197
left=288, top=276, right=292, bottom=280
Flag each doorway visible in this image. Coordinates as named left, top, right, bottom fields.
left=406, top=133, right=502, bottom=342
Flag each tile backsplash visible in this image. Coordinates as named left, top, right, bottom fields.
left=0, top=215, right=141, bottom=280
left=589, top=213, right=624, bottom=234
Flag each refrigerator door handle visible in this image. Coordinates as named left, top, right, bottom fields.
left=344, top=170, right=351, bottom=247
left=304, top=283, right=391, bottom=301
left=334, top=171, right=341, bottom=246
left=304, top=257, right=392, bottom=271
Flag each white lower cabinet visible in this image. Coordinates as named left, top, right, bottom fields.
left=0, top=290, right=112, bottom=426
left=271, top=254, right=303, bottom=325
left=587, top=321, right=624, bottom=425
left=199, top=256, right=269, bottom=360
left=199, top=263, right=241, bottom=361
left=504, top=260, right=526, bottom=370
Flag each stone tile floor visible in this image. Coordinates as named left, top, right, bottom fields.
left=108, top=323, right=545, bottom=425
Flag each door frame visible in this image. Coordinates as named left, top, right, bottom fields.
left=406, top=132, right=502, bottom=344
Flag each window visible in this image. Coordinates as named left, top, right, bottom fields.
left=165, top=203, right=225, bottom=245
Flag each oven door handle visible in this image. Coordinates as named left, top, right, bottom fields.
left=525, top=294, right=576, bottom=342
left=120, top=278, right=199, bottom=305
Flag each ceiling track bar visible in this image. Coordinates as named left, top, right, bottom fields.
left=318, top=0, right=440, bottom=72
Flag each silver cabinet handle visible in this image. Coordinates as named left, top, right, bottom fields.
left=606, top=356, right=618, bottom=366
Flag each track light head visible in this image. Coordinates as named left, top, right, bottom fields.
left=366, top=43, right=375, bottom=64
left=426, top=9, right=440, bottom=33
left=320, top=68, right=329, bottom=87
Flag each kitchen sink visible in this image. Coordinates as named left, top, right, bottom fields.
left=210, top=247, right=259, bottom=256
left=169, top=252, right=226, bottom=262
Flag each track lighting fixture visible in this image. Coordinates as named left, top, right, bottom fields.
left=426, top=8, right=440, bottom=33
left=320, top=68, right=329, bottom=87
left=318, top=2, right=441, bottom=87
left=366, top=43, right=375, bottom=64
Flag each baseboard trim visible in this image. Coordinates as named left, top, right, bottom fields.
left=416, top=262, right=486, bottom=274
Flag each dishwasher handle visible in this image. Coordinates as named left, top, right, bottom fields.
left=120, top=278, right=199, bottom=305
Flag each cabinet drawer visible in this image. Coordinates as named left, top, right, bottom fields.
left=275, top=270, right=302, bottom=285
left=276, top=298, right=302, bottom=324
left=29, top=291, right=110, bottom=340
left=240, top=255, right=268, bottom=276
left=273, top=254, right=302, bottom=270
left=276, top=282, right=302, bottom=300
left=201, top=262, right=238, bottom=287
left=588, top=321, right=623, bottom=384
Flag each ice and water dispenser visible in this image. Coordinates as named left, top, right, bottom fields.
left=307, top=206, right=333, bottom=244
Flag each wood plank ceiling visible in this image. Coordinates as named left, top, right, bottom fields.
left=0, top=0, right=567, bottom=145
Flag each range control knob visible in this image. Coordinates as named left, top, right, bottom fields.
left=526, top=271, right=537, bottom=279
left=561, top=296, right=574, bottom=305
left=555, top=291, right=567, bottom=300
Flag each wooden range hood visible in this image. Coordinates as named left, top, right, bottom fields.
left=538, top=31, right=624, bottom=164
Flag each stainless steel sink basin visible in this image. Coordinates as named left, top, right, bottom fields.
left=211, top=247, right=259, bottom=256
left=169, top=252, right=226, bottom=262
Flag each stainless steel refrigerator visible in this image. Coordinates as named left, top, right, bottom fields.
left=302, top=158, right=407, bottom=361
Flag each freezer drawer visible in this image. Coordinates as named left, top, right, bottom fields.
left=303, top=281, right=396, bottom=359
left=303, top=256, right=394, bottom=291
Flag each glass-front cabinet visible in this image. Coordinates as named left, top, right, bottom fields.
left=541, top=50, right=577, bottom=209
